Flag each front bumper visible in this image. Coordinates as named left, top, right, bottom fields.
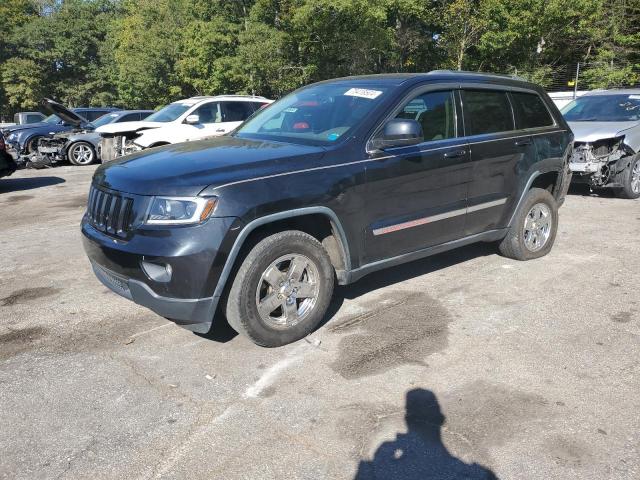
left=82, top=215, right=240, bottom=333
left=569, top=161, right=600, bottom=173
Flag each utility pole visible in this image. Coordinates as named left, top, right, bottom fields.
left=574, top=63, right=580, bottom=99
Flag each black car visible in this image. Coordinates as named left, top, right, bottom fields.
left=2, top=99, right=120, bottom=161
left=82, top=71, right=573, bottom=347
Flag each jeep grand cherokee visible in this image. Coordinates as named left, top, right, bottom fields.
left=82, top=71, right=573, bottom=347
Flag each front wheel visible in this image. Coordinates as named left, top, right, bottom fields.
left=614, top=156, right=640, bottom=199
left=498, top=187, right=558, bottom=260
left=225, top=231, right=335, bottom=347
left=68, top=142, right=96, bottom=166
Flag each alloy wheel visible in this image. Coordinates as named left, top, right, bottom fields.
left=255, top=254, right=320, bottom=329
left=523, top=203, right=552, bottom=252
left=632, top=160, right=640, bottom=194
left=71, top=144, right=94, bottom=165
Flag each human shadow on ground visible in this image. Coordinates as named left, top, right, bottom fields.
left=354, top=389, right=498, bottom=480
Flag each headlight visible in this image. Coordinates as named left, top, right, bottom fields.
left=146, top=196, right=217, bottom=225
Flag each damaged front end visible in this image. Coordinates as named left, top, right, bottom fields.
left=99, top=132, right=143, bottom=162
left=31, top=136, right=69, bottom=167
left=569, top=136, right=635, bottom=188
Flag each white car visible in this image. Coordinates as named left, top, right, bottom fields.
left=96, top=95, right=273, bottom=161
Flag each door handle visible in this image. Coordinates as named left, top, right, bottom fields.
left=215, top=128, right=225, bottom=133
left=515, top=138, right=532, bottom=146
left=443, top=150, right=467, bottom=159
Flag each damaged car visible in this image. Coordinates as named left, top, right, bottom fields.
left=2, top=99, right=119, bottom=163
left=36, top=109, right=153, bottom=167
left=562, top=90, right=640, bottom=198
left=96, top=95, right=272, bottom=161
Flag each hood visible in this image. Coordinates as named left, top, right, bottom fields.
left=96, top=121, right=162, bottom=135
left=94, top=136, right=326, bottom=196
left=568, top=121, right=639, bottom=143
left=40, top=98, right=86, bottom=127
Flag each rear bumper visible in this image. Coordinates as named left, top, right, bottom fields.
left=82, top=215, right=240, bottom=333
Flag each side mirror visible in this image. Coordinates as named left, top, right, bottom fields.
left=372, top=119, right=423, bottom=150
left=185, top=114, right=200, bottom=125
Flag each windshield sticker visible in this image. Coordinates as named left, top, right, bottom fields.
left=629, top=95, right=640, bottom=100
left=327, top=132, right=340, bottom=141
left=344, top=88, right=383, bottom=100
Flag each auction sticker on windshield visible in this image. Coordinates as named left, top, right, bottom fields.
left=344, top=88, right=383, bottom=100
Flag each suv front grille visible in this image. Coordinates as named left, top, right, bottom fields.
left=87, top=186, right=134, bottom=237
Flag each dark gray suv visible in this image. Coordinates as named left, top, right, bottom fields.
left=83, top=71, right=573, bottom=347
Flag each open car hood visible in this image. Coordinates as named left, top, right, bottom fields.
left=40, top=98, right=86, bottom=127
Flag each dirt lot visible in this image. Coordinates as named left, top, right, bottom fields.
left=1, top=165, right=639, bottom=479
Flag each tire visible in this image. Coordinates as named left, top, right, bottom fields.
left=67, top=142, right=96, bottom=166
left=613, top=155, right=640, bottom=199
left=498, top=187, right=558, bottom=261
left=25, top=136, right=42, bottom=154
left=225, top=230, right=335, bottom=347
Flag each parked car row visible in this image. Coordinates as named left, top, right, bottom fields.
left=0, top=95, right=272, bottom=169
left=96, top=95, right=272, bottom=161
left=1, top=102, right=120, bottom=162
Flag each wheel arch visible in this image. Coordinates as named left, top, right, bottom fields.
left=67, top=140, right=95, bottom=153
left=213, top=207, right=352, bottom=307
left=23, top=134, right=43, bottom=152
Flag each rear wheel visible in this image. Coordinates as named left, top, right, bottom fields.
left=498, top=187, right=558, bottom=260
left=68, top=142, right=96, bottom=166
left=614, top=156, right=640, bottom=199
left=225, top=230, right=335, bottom=347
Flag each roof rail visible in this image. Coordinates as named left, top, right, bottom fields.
left=428, top=70, right=527, bottom=82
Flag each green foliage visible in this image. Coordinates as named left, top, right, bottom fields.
left=0, top=0, right=638, bottom=118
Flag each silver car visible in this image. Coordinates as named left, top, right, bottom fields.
left=562, top=89, right=640, bottom=198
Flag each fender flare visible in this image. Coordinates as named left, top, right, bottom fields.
left=210, top=206, right=352, bottom=310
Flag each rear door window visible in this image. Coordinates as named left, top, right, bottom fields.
left=462, top=90, right=514, bottom=135
left=250, top=102, right=270, bottom=112
left=394, top=90, right=457, bottom=141
left=510, top=92, right=554, bottom=129
left=221, top=102, right=255, bottom=122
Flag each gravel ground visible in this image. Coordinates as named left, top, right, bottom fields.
left=0, top=165, right=638, bottom=479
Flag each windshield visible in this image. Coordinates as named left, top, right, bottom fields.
left=145, top=103, right=191, bottom=123
left=89, top=113, right=120, bottom=129
left=235, top=83, right=389, bottom=145
left=44, top=114, right=61, bottom=124
left=562, top=94, right=640, bottom=122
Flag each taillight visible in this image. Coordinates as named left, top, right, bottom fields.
left=0, top=135, right=5, bottom=151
